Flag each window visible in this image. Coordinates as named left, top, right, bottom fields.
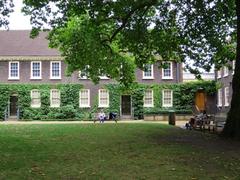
left=98, top=89, right=109, bottom=107
left=218, top=89, right=222, bottom=107
left=79, top=66, right=89, bottom=79
left=31, top=90, right=41, bottom=108
left=223, top=66, right=229, bottom=77
left=50, top=61, right=61, bottom=79
left=162, top=90, right=173, bottom=107
left=79, top=89, right=90, bottom=107
left=99, top=75, right=110, bottom=80
left=143, top=64, right=154, bottom=79
left=162, top=62, right=173, bottom=79
left=232, top=61, right=235, bottom=75
left=9, top=61, right=19, bottom=80
left=217, top=68, right=222, bottom=79
left=31, top=61, right=41, bottom=79
left=144, top=89, right=154, bottom=107
left=50, top=89, right=60, bottom=107
left=224, top=87, right=230, bottom=107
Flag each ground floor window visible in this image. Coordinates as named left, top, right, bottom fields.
left=79, top=89, right=90, bottom=107
left=98, top=89, right=109, bottom=107
left=224, top=87, right=229, bottom=107
left=162, top=90, right=173, bottom=107
left=144, top=89, right=154, bottom=107
left=218, top=89, right=222, bottom=107
left=31, top=89, right=41, bottom=108
left=50, top=89, right=60, bottom=107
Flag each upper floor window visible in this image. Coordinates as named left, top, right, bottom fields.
left=162, top=90, right=173, bottom=107
left=31, top=61, right=42, bottom=79
left=79, top=66, right=89, bottom=79
left=79, top=89, right=90, bottom=107
left=98, top=89, right=109, bottom=107
left=232, top=61, right=235, bottom=75
left=143, top=64, right=154, bottom=79
left=9, top=61, right=19, bottom=80
left=224, top=87, right=230, bottom=107
left=217, top=68, right=222, bottom=79
left=144, top=89, right=154, bottom=107
left=99, top=75, right=110, bottom=80
left=217, top=89, right=222, bottom=107
left=50, top=89, right=60, bottom=107
left=50, top=61, right=61, bottom=79
left=162, top=62, right=173, bottom=79
left=223, top=66, right=229, bottom=77
left=31, top=89, right=41, bottom=108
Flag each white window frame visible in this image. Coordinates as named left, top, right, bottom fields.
left=99, top=75, right=110, bottom=80
left=31, top=89, right=41, bottom=108
left=224, top=87, right=230, bottom=107
left=31, top=61, right=42, bottom=79
left=162, top=90, right=173, bottom=107
left=79, top=65, right=89, bottom=79
left=50, top=89, right=61, bottom=108
left=162, top=62, right=173, bottom=79
left=142, top=64, right=154, bottom=79
left=232, top=61, right=235, bottom=75
left=144, top=89, right=154, bottom=107
left=8, top=61, right=20, bottom=80
left=217, top=68, right=222, bottom=79
left=217, top=89, right=222, bottom=107
left=223, top=66, right=229, bottom=77
left=50, top=61, right=61, bottom=79
left=98, top=89, right=109, bottom=107
left=79, top=89, right=90, bottom=108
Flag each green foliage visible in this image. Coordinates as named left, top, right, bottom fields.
left=0, top=81, right=216, bottom=120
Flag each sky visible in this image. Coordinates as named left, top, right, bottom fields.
left=6, top=0, right=31, bottom=30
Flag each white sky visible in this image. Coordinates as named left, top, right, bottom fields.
left=6, top=0, right=31, bottom=30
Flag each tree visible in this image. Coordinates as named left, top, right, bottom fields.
left=0, top=0, right=14, bottom=28
left=1, top=0, right=239, bottom=138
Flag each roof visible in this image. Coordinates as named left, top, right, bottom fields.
left=0, top=30, right=60, bottom=57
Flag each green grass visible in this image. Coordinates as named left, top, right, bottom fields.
left=0, top=123, right=240, bottom=179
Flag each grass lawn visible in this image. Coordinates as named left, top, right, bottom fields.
left=0, top=123, right=240, bottom=179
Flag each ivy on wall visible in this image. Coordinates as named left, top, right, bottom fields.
left=0, top=80, right=217, bottom=120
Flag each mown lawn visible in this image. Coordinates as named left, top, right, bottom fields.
left=0, top=123, right=240, bottom=179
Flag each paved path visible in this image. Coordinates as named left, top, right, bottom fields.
left=0, top=120, right=188, bottom=128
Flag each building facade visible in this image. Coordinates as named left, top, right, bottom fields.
left=215, top=61, right=235, bottom=121
left=0, top=30, right=185, bottom=120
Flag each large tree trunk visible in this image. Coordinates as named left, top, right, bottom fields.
left=222, top=0, right=240, bottom=139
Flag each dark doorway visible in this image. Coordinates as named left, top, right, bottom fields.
left=10, top=96, right=18, bottom=116
left=121, top=95, right=131, bottom=116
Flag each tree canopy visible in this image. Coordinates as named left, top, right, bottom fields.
left=0, top=0, right=14, bottom=28
left=20, top=0, right=236, bottom=84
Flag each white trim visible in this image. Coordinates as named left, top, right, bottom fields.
left=224, top=87, right=229, bottom=107
left=79, top=89, right=90, bottom=108
left=217, top=89, right=223, bottom=107
left=50, top=61, right=61, bottom=79
left=217, top=68, right=222, bottom=79
left=99, top=75, right=110, bottom=80
left=162, top=62, right=173, bottom=80
left=144, top=89, right=154, bottom=107
left=232, top=61, right=235, bottom=75
left=98, top=89, right=109, bottom=107
left=142, top=64, right=154, bottom=79
left=162, top=89, right=173, bottom=107
left=223, top=66, right=229, bottom=77
left=8, top=61, right=20, bottom=80
left=30, top=61, right=42, bottom=79
left=30, top=89, right=41, bottom=108
left=50, top=89, right=60, bottom=108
